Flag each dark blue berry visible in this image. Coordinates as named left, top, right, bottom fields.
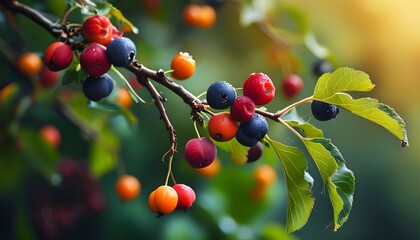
left=240, top=114, right=268, bottom=140
left=235, top=127, right=258, bottom=147
left=206, top=81, right=237, bottom=109
left=236, top=113, right=268, bottom=147
left=82, top=74, right=114, bottom=101
left=311, top=100, right=339, bottom=121
left=313, top=59, right=333, bottom=78
left=106, top=37, right=136, bottom=67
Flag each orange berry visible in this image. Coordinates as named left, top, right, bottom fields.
left=16, top=52, right=43, bottom=76
left=115, top=175, right=141, bottom=202
left=250, top=185, right=267, bottom=202
left=153, top=185, right=178, bottom=215
left=254, top=164, right=277, bottom=187
left=148, top=190, right=158, bottom=213
left=170, top=52, right=196, bottom=80
left=115, top=87, right=133, bottom=108
left=40, top=125, right=61, bottom=148
left=208, top=112, right=238, bottom=142
left=196, top=157, right=221, bottom=178
left=183, top=4, right=216, bottom=28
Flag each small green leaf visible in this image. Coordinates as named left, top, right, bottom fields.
left=302, top=137, right=355, bottom=231
left=109, top=7, right=139, bottom=34
left=261, top=223, right=298, bottom=240
left=313, top=67, right=408, bottom=146
left=266, top=137, right=314, bottom=233
left=285, top=120, right=323, bottom=138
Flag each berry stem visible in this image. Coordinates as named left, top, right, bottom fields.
left=275, top=96, right=314, bottom=118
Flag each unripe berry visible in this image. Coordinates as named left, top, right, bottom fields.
left=172, top=184, right=196, bottom=210
left=206, top=81, right=237, bottom=109
left=183, top=4, right=217, bottom=28
left=230, top=96, right=255, bottom=122
left=40, top=125, right=61, bottom=148
left=43, top=42, right=73, bottom=72
left=106, top=37, right=136, bottom=67
left=170, top=52, right=196, bottom=80
left=311, top=100, right=339, bottom=121
left=282, top=74, right=303, bottom=99
left=208, top=112, right=238, bottom=142
left=153, top=185, right=178, bottom=215
left=82, top=74, right=114, bottom=101
left=80, top=43, right=111, bottom=77
left=115, top=175, right=141, bottom=202
left=184, top=137, right=217, bottom=168
left=243, top=72, right=275, bottom=105
left=82, top=15, right=113, bottom=46
left=16, top=52, right=43, bottom=75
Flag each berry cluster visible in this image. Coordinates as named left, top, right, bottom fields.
left=148, top=184, right=196, bottom=216
left=43, top=15, right=137, bottom=102
left=205, top=72, right=275, bottom=147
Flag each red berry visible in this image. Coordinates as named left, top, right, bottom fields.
left=282, top=74, right=303, bottom=99
left=80, top=43, right=111, bottom=77
left=39, top=67, right=59, bottom=88
left=82, top=15, right=113, bottom=46
left=184, top=137, right=217, bottom=168
left=172, top=184, right=196, bottom=210
left=208, top=112, right=238, bottom=142
left=230, top=96, right=255, bottom=122
left=43, top=42, right=73, bottom=72
left=40, top=125, right=61, bottom=148
left=170, top=52, right=196, bottom=80
left=243, top=72, right=275, bottom=105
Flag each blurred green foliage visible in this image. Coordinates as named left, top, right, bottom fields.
left=0, top=0, right=419, bottom=240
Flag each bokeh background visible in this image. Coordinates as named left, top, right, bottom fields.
left=0, top=0, right=419, bottom=239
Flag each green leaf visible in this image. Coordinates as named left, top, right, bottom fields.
left=89, top=128, right=119, bottom=177
left=261, top=223, right=298, bottom=240
left=302, top=137, right=355, bottom=231
left=285, top=120, right=323, bottom=138
left=313, top=67, right=408, bottom=146
left=313, top=67, right=375, bottom=99
left=109, top=7, right=139, bottom=34
left=213, top=138, right=250, bottom=165
left=266, top=137, right=314, bottom=233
